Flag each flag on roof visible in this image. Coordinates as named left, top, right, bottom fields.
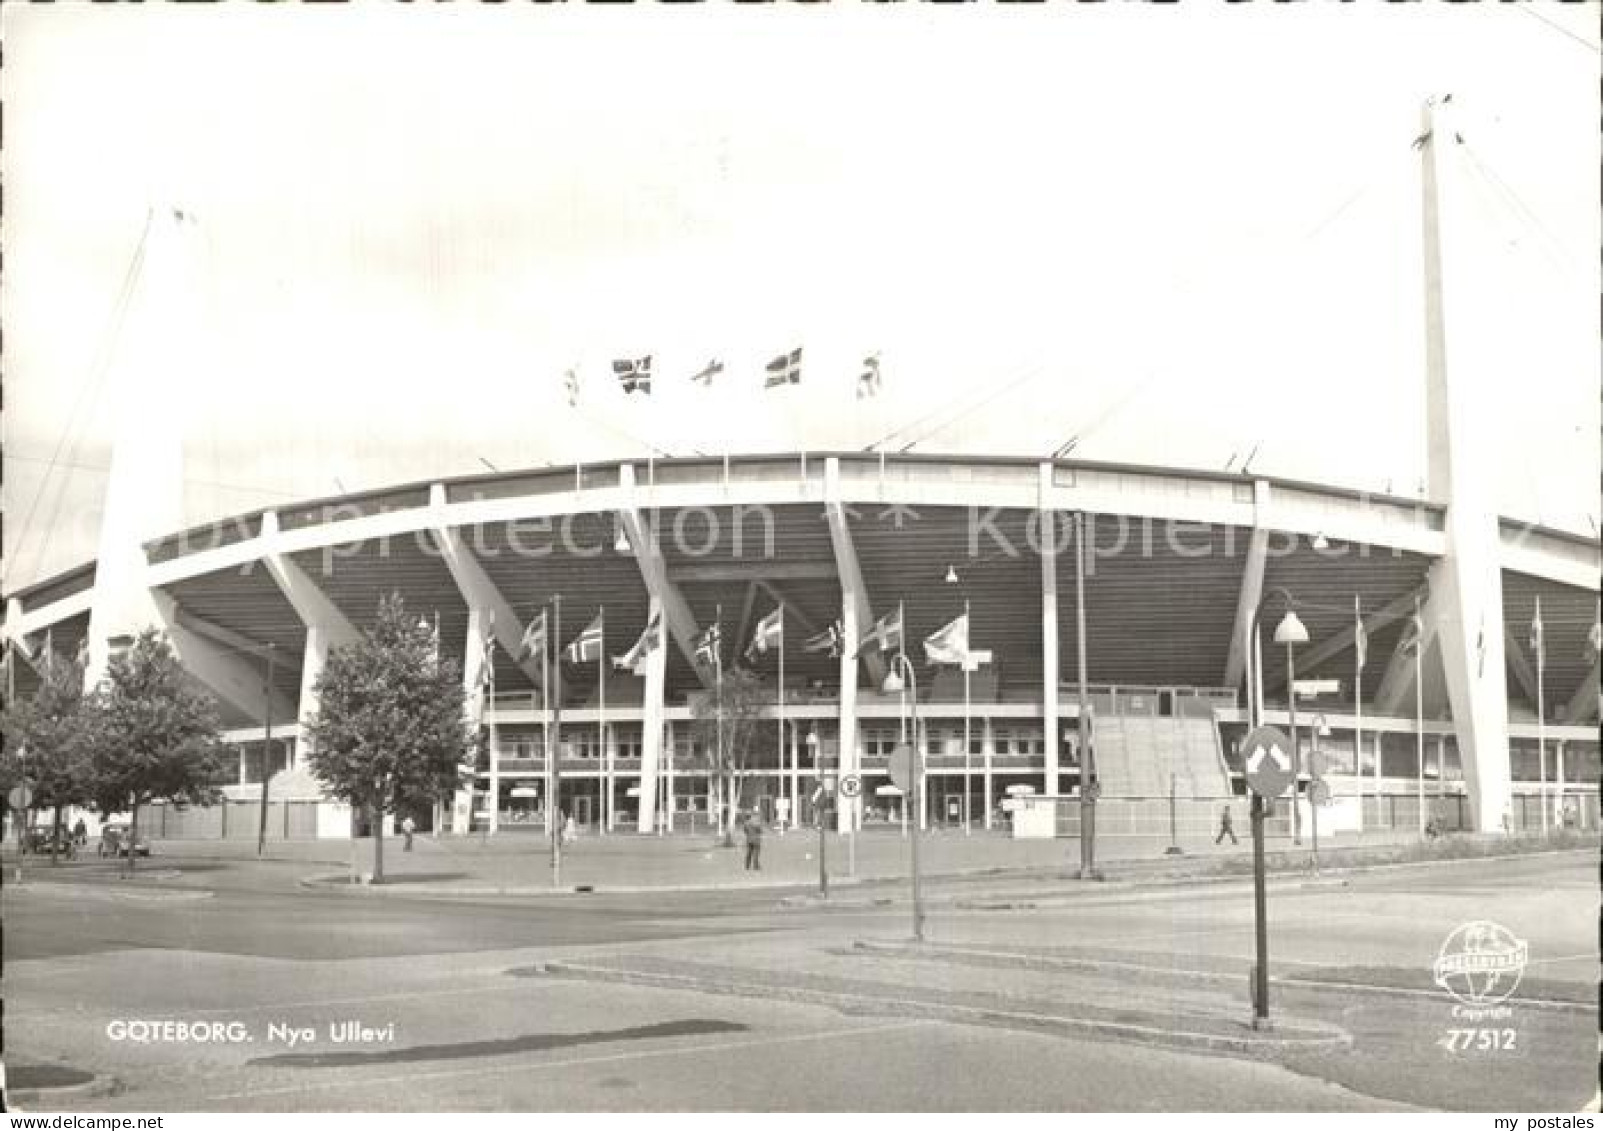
left=689, top=358, right=724, bottom=386
left=1529, top=597, right=1545, bottom=670
left=614, top=355, right=653, bottom=395
left=613, top=611, right=662, bottom=675
left=803, top=620, right=844, bottom=659
left=564, top=367, right=580, bottom=407
left=746, top=607, right=783, bottom=659
left=564, top=613, right=604, bottom=665
left=764, top=347, right=802, bottom=388
left=923, top=613, right=970, bottom=667
left=853, top=607, right=903, bottom=659
left=856, top=353, right=882, bottom=399
left=694, top=622, right=723, bottom=670
left=517, top=610, right=548, bottom=662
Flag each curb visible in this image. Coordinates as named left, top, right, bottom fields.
left=296, top=872, right=868, bottom=897
left=848, top=940, right=1594, bottom=1015
left=4, top=1072, right=119, bottom=1107
left=288, top=845, right=1592, bottom=900
left=528, top=959, right=1352, bottom=1057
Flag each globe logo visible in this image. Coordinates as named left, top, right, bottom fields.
left=1431, top=920, right=1528, bottom=1006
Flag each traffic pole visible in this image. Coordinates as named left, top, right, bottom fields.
left=1251, top=792, right=1270, bottom=1029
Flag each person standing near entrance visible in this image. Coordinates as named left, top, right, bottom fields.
left=742, top=811, right=764, bottom=871
left=402, top=815, right=416, bottom=852
left=1215, top=804, right=1237, bottom=845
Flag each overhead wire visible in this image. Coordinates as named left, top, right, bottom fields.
left=11, top=210, right=154, bottom=587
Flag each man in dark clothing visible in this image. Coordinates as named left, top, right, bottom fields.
left=1215, top=804, right=1238, bottom=845
left=742, top=813, right=764, bottom=871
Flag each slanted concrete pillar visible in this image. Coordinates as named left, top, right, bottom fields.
left=1418, top=95, right=1511, bottom=832
left=85, top=208, right=195, bottom=691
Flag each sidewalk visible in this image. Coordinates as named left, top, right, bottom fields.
left=17, top=824, right=1587, bottom=896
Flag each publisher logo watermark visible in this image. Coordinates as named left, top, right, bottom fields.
left=1433, top=920, right=1527, bottom=1012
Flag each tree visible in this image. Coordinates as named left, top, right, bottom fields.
left=303, top=593, right=474, bottom=883
left=0, top=653, right=100, bottom=863
left=87, top=630, right=232, bottom=876
left=690, top=666, right=770, bottom=846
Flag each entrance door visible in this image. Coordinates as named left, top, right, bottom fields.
left=573, top=796, right=594, bottom=828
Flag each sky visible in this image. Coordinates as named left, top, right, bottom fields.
left=3, top=2, right=1598, bottom=592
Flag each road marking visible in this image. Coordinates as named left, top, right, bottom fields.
left=202, top=1019, right=930, bottom=1102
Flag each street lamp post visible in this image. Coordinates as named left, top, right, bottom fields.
left=883, top=654, right=925, bottom=942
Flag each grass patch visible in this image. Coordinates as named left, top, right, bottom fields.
left=1129, top=828, right=1598, bottom=882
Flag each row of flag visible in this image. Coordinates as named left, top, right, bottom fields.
left=566, top=349, right=883, bottom=404
left=1351, top=594, right=1603, bottom=677
left=461, top=593, right=1600, bottom=691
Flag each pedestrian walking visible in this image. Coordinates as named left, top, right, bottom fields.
left=72, top=817, right=87, bottom=847
left=742, top=811, right=764, bottom=871
left=401, top=815, right=416, bottom=852
left=1214, top=804, right=1237, bottom=845
left=562, top=813, right=577, bottom=845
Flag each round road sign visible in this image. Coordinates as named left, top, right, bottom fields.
left=1241, top=725, right=1294, bottom=799
left=1307, top=750, right=1329, bottom=778
left=838, top=774, right=862, bottom=799
left=1308, top=780, right=1332, bottom=807
left=8, top=783, right=33, bottom=811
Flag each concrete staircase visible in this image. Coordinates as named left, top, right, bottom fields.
left=1095, top=713, right=1230, bottom=799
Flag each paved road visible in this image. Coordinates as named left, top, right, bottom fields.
left=4, top=850, right=1593, bottom=1111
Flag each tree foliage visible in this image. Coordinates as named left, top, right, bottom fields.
left=1, top=653, right=102, bottom=859
left=304, top=593, right=474, bottom=880
left=88, top=629, right=232, bottom=871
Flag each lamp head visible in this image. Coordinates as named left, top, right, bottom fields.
left=882, top=669, right=906, bottom=694
left=805, top=727, right=819, bottom=748
left=1273, top=610, right=1310, bottom=646
left=1311, top=532, right=1330, bottom=551
left=944, top=564, right=958, bottom=584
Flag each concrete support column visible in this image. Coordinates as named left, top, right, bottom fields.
left=454, top=608, right=492, bottom=835
left=1040, top=464, right=1061, bottom=796
left=604, top=719, right=617, bottom=831
left=637, top=597, right=667, bottom=833
left=983, top=717, right=995, bottom=827
left=665, top=719, right=677, bottom=833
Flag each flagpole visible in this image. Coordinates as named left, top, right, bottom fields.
left=715, top=605, right=725, bottom=841
left=1414, top=595, right=1425, bottom=838
left=777, top=606, right=786, bottom=834
left=1535, top=596, right=1546, bottom=833
left=542, top=607, right=552, bottom=840
left=600, top=605, right=609, bottom=836
left=552, top=594, right=564, bottom=886
left=963, top=598, right=972, bottom=836
left=488, top=618, right=500, bottom=841
left=1355, top=594, right=1367, bottom=828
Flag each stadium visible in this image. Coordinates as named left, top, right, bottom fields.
left=5, top=435, right=1598, bottom=846
left=3, top=88, right=1597, bottom=851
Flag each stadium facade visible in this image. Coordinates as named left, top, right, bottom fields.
left=4, top=100, right=1598, bottom=843
left=4, top=449, right=1598, bottom=843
